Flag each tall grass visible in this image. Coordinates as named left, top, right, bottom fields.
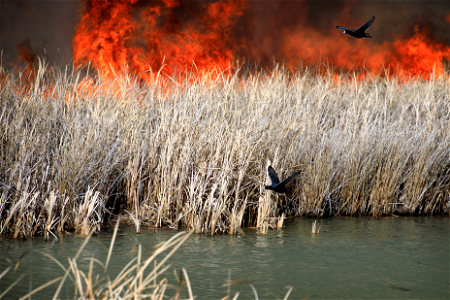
left=1, top=61, right=449, bottom=238
left=1, top=223, right=196, bottom=299
left=1, top=221, right=294, bottom=299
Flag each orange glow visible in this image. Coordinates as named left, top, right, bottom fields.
left=393, top=29, right=449, bottom=78
left=281, top=25, right=449, bottom=80
left=73, top=0, right=246, bottom=81
left=71, top=1, right=449, bottom=81
left=15, top=40, right=37, bottom=83
left=73, top=0, right=137, bottom=80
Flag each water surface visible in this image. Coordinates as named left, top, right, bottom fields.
left=1, top=217, right=448, bottom=299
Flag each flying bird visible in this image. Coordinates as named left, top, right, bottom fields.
left=265, top=166, right=301, bottom=194
left=336, top=16, right=375, bottom=38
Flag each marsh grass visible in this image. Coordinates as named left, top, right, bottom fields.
left=0, top=61, right=449, bottom=238
left=1, top=221, right=195, bottom=299
left=2, top=221, right=292, bottom=300
left=311, top=220, right=320, bottom=234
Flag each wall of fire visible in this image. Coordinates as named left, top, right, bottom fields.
left=1, top=0, right=449, bottom=76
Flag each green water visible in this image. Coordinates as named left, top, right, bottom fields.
left=1, top=217, right=449, bottom=299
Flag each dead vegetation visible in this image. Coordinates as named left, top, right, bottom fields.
left=1, top=62, right=449, bottom=238
left=1, top=221, right=294, bottom=300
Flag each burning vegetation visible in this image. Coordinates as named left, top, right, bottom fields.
left=70, top=0, right=449, bottom=80
left=73, top=0, right=247, bottom=79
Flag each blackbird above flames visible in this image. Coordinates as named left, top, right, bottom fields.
left=336, top=16, right=375, bottom=38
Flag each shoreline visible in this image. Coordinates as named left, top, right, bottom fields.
left=1, top=65, right=449, bottom=239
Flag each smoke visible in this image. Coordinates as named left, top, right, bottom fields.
left=0, top=0, right=80, bottom=67
left=235, top=0, right=450, bottom=68
left=1, top=0, right=449, bottom=76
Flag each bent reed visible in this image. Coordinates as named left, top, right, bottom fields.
left=1, top=223, right=293, bottom=299
left=1, top=62, right=449, bottom=238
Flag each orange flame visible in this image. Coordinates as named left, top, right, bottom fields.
left=73, top=0, right=138, bottom=79
left=15, top=40, right=37, bottom=82
left=393, top=28, right=449, bottom=78
left=73, top=0, right=246, bottom=81
left=281, top=23, right=449, bottom=79
left=73, top=1, right=449, bottom=81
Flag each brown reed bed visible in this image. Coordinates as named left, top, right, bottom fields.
left=0, top=61, right=449, bottom=238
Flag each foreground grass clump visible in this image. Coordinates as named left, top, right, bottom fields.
left=0, top=63, right=449, bottom=238
left=1, top=223, right=293, bottom=299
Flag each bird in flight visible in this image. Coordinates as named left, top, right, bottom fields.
left=265, top=166, right=301, bottom=194
left=336, top=16, right=375, bottom=38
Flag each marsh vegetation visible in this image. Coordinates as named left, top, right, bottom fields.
left=1, top=62, right=449, bottom=238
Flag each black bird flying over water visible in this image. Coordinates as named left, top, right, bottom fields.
left=265, top=166, right=301, bottom=194
left=336, top=16, right=375, bottom=38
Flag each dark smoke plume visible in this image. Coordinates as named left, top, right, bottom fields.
left=1, top=0, right=449, bottom=74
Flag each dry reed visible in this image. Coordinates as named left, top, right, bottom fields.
left=2, top=220, right=290, bottom=299
left=1, top=61, right=449, bottom=238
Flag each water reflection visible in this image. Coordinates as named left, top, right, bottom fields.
left=0, top=217, right=448, bottom=299
left=254, top=235, right=269, bottom=248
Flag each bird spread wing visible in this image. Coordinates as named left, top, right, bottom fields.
left=356, top=16, right=375, bottom=32
left=281, top=170, right=301, bottom=186
left=268, top=166, right=280, bottom=184
left=336, top=26, right=349, bottom=31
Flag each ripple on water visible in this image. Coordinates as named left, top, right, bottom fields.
left=0, top=217, right=448, bottom=299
